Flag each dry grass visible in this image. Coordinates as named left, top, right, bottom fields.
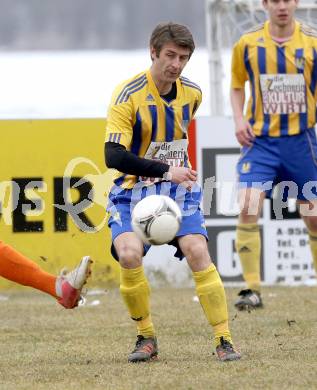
left=0, top=286, right=317, bottom=390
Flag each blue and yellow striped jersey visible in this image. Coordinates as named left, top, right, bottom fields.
left=105, top=69, right=201, bottom=188
left=231, top=20, right=317, bottom=137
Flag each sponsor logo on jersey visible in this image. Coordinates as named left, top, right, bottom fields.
left=260, top=74, right=307, bottom=114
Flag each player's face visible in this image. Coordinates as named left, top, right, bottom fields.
left=151, top=42, right=191, bottom=83
left=263, top=0, right=299, bottom=27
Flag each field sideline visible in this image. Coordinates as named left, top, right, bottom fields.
left=0, top=286, right=316, bottom=390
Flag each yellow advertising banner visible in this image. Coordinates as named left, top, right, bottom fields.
left=0, top=118, right=119, bottom=289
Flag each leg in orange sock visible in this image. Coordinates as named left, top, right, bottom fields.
left=0, top=241, right=57, bottom=298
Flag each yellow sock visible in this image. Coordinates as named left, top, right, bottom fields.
left=193, top=264, right=232, bottom=346
left=308, top=230, right=317, bottom=274
left=236, top=223, right=261, bottom=291
left=136, top=315, right=155, bottom=338
left=120, top=265, right=155, bottom=337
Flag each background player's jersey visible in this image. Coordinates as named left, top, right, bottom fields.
left=105, top=69, right=201, bottom=188
left=231, top=20, right=317, bottom=137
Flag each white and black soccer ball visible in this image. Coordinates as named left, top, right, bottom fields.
left=131, top=195, right=182, bottom=245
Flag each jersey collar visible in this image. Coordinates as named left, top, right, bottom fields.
left=264, top=19, right=300, bottom=46
left=146, top=69, right=182, bottom=106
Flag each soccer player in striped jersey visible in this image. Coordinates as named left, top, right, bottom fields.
left=0, top=241, right=92, bottom=309
left=231, top=0, right=317, bottom=310
left=105, top=22, right=241, bottom=362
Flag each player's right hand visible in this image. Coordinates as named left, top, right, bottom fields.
left=168, top=166, right=197, bottom=190
left=235, top=118, right=255, bottom=146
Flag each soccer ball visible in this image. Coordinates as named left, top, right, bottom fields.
left=131, top=195, right=182, bottom=245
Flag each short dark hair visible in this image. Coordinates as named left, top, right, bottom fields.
left=150, top=22, right=195, bottom=58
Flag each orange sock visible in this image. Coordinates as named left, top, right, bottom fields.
left=0, top=241, right=57, bottom=298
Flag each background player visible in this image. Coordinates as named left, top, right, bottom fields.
left=105, top=22, right=241, bottom=363
left=231, top=0, right=317, bottom=310
left=0, top=240, right=92, bottom=308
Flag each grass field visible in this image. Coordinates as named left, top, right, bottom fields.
left=0, top=286, right=316, bottom=390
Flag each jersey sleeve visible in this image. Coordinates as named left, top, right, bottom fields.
left=105, top=85, right=134, bottom=149
left=192, top=89, right=202, bottom=118
left=231, top=39, right=248, bottom=89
